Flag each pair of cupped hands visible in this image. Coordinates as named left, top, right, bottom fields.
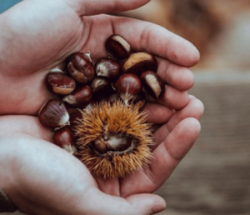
left=0, top=0, right=204, bottom=215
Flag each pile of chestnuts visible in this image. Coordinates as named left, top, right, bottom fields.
left=38, top=34, right=164, bottom=177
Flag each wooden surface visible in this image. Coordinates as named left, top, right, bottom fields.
left=155, top=72, right=250, bottom=215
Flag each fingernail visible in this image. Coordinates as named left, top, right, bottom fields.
left=151, top=202, right=167, bottom=214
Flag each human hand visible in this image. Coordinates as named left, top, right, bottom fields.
left=0, top=0, right=204, bottom=214
left=0, top=0, right=199, bottom=115
left=0, top=116, right=167, bottom=215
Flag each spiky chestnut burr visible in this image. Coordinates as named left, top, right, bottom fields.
left=74, top=100, right=153, bottom=178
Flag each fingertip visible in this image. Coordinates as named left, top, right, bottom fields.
left=180, top=118, right=201, bottom=149
left=187, top=42, right=200, bottom=67
left=151, top=198, right=167, bottom=214
left=127, top=194, right=166, bottom=215
left=171, top=67, right=195, bottom=91
left=167, top=117, right=201, bottom=161
left=160, top=86, right=190, bottom=110
left=191, top=97, right=205, bottom=120
left=182, top=97, right=204, bottom=121
left=166, top=35, right=200, bottom=67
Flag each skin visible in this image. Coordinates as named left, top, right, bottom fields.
left=0, top=0, right=204, bottom=214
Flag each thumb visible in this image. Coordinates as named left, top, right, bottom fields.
left=127, top=194, right=167, bottom=215
left=62, top=0, right=151, bottom=16
left=85, top=188, right=166, bottom=215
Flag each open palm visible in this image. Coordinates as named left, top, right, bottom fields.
left=0, top=0, right=203, bottom=214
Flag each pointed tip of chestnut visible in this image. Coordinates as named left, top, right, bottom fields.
left=105, top=34, right=131, bottom=60
left=123, top=52, right=157, bottom=74
left=39, top=99, right=69, bottom=129
left=67, top=108, right=82, bottom=130
left=53, top=126, right=76, bottom=154
left=114, top=74, right=142, bottom=105
left=95, top=58, right=120, bottom=79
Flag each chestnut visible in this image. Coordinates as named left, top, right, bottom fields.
left=53, top=126, right=76, bottom=154
left=114, top=74, right=142, bottom=105
left=38, top=99, right=69, bottom=129
left=67, top=108, right=82, bottom=130
left=141, top=71, right=164, bottom=98
left=91, top=77, right=115, bottom=101
left=93, top=133, right=135, bottom=155
left=130, top=91, right=146, bottom=108
left=123, top=52, right=157, bottom=74
left=63, top=85, right=92, bottom=107
left=90, top=77, right=110, bottom=94
left=46, top=69, right=76, bottom=95
left=95, top=58, right=120, bottom=79
left=105, top=34, right=131, bottom=60
left=67, top=52, right=95, bottom=84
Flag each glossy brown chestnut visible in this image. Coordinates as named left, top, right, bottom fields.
left=130, top=91, right=146, bottom=108
left=114, top=74, right=142, bottom=105
left=38, top=99, right=69, bottom=129
left=95, top=58, right=120, bottom=79
left=91, top=77, right=115, bottom=101
left=67, top=108, right=82, bottom=130
left=105, top=34, right=131, bottom=60
left=53, top=126, right=76, bottom=154
left=123, top=52, right=157, bottom=74
left=67, top=52, right=95, bottom=84
left=90, top=77, right=110, bottom=94
left=141, top=71, right=164, bottom=98
left=63, top=85, right=92, bottom=107
left=46, top=69, right=76, bottom=95
left=93, top=133, right=135, bottom=155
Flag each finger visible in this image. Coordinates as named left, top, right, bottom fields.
left=142, top=103, right=174, bottom=124
left=127, top=194, right=166, bottom=215
left=157, top=58, right=195, bottom=91
left=121, top=118, right=201, bottom=197
left=95, top=177, right=120, bottom=196
left=85, top=188, right=166, bottom=215
left=0, top=115, right=53, bottom=141
left=63, top=0, right=151, bottom=16
left=158, top=85, right=190, bottom=110
left=153, top=97, right=204, bottom=145
left=112, top=17, right=200, bottom=67
left=165, top=96, right=204, bottom=131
